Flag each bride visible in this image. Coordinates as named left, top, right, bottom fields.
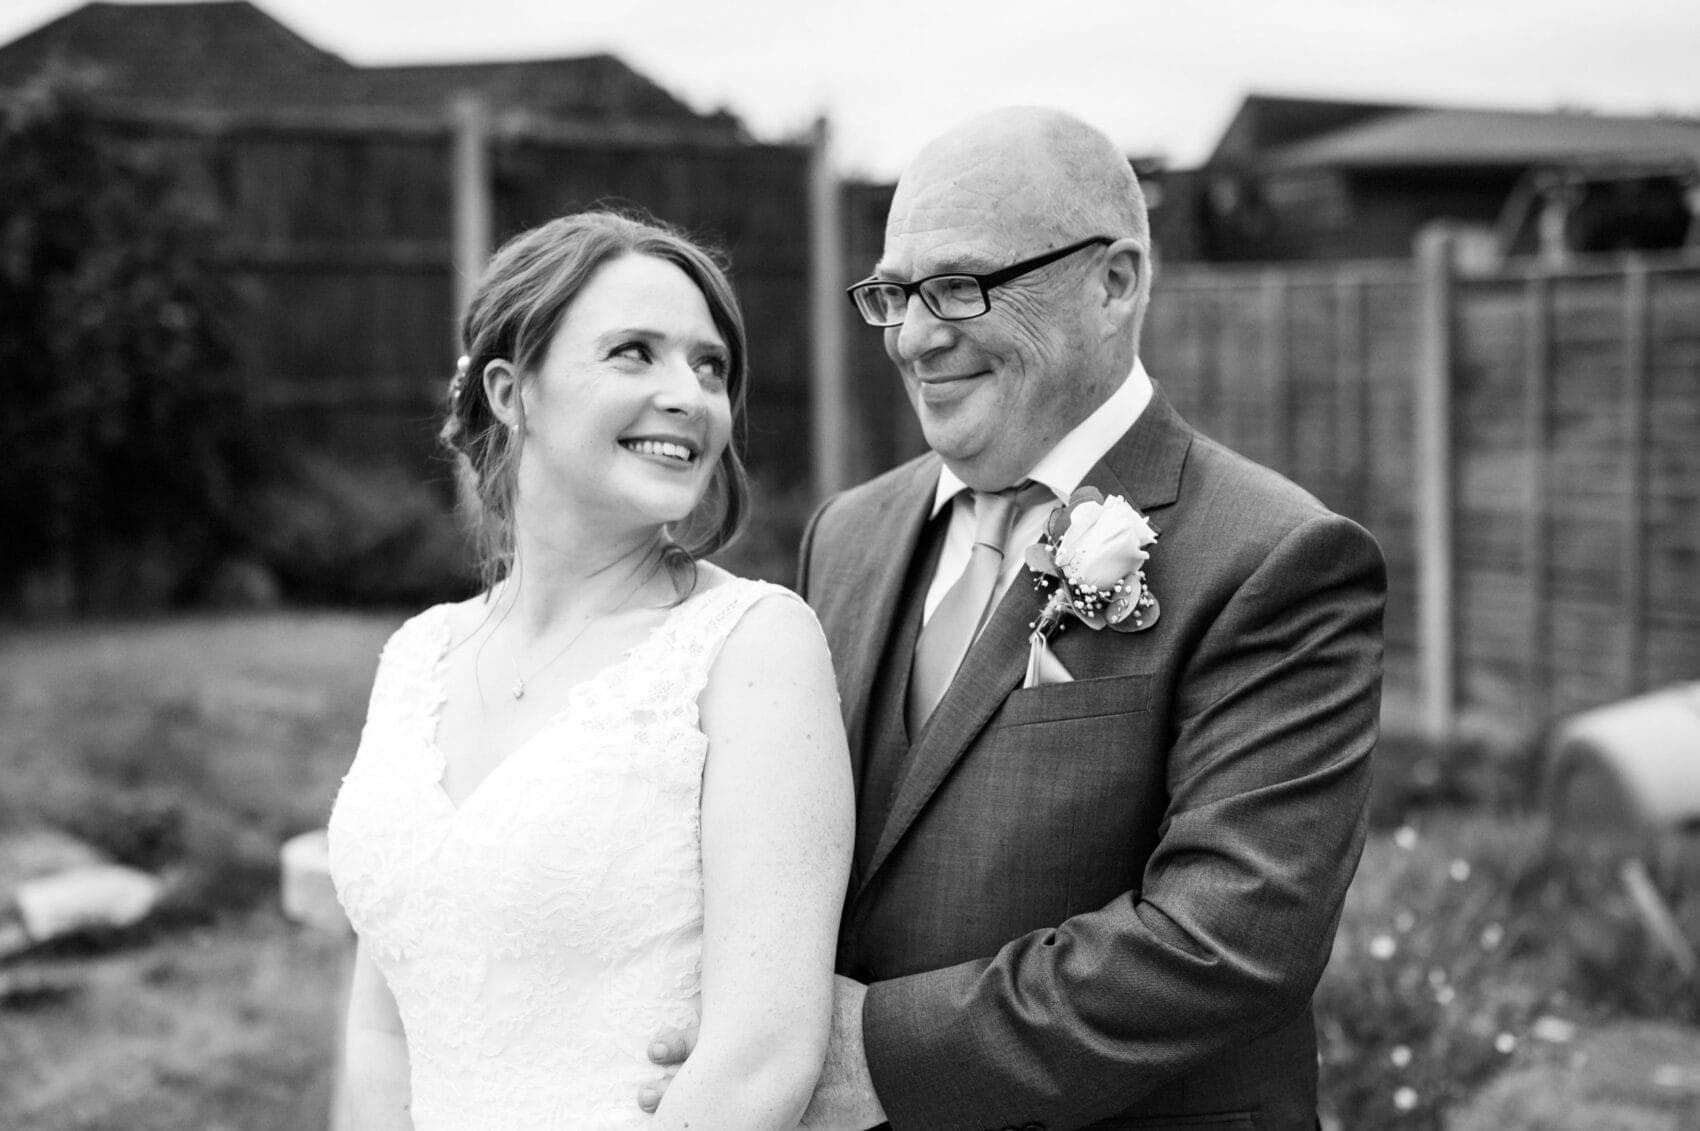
left=326, top=211, right=853, bottom=1128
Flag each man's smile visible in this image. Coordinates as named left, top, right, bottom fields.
left=913, top=369, right=991, bottom=404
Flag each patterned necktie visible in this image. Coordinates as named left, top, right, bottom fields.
left=908, top=486, right=1032, bottom=735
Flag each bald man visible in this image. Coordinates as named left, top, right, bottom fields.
left=649, top=107, right=1385, bottom=1131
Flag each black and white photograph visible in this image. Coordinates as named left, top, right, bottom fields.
left=2, top=2, right=1698, bottom=1128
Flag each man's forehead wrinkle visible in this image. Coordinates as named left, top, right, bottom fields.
left=884, top=203, right=1016, bottom=280
left=876, top=227, right=1004, bottom=279
left=888, top=179, right=1053, bottom=267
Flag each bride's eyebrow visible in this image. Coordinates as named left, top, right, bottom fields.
left=595, top=328, right=727, bottom=356
left=594, top=327, right=664, bottom=347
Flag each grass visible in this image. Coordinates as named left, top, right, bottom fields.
left=3, top=612, right=1697, bottom=1129
left=1, top=912, right=349, bottom=1130
left=0, top=610, right=404, bottom=1128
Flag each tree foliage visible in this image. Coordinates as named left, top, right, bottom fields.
left=0, top=73, right=246, bottom=611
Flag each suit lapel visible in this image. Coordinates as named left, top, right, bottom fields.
left=859, top=383, right=1195, bottom=892
left=862, top=547, right=1046, bottom=886
left=827, top=457, right=941, bottom=781
left=1095, top=382, right=1189, bottom=515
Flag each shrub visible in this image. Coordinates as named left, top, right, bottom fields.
left=235, top=448, right=475, bottom=607
left=1366, top=726, right=1546, bottom=830
left=228, top=457, right=813, bottom=608
left=1319, top=740, right=1700, bottom=1127
left=0, top=72, right=248, bottom=613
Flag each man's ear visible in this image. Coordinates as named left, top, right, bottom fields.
left=483, top=359, right=522, bottom=428
left=1101, top=239, right=1143, bottom=313
left=1092, top=239, right=1144, bottom=341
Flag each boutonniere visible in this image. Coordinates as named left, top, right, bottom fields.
left=1021, top=487, right=1160, bottom=683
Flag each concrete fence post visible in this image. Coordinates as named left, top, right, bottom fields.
left=1414, top=226, right=1458, bottom=743
left=449, top=94, right=493, bottom=337
left=807, top=115, right=851, bottom=500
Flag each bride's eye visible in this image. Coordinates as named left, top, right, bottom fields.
left=695, top=353, right=729, bottom=387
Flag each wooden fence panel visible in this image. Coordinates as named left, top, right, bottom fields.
left=1439, top=258, right=1700, bottom=728
left=89, top=107, right=1700, bottom=723
left=1643, top=270, right=1700, bottom=693
left=1146, top=265, right=1423, bottom=695
left=127, top=116, right=819, bottom=491
left=837, top=182, right=923, bottom=483
left=1357, top=276, right=1421, bottom=694
left=1143, top=251, right=1700, bottom=739
left=486, top=136, right=814, bottom=481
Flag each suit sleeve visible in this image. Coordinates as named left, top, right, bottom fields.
left=795, top=493, right=835, bottom=602
left=861, top=512, right=1386, bottom=1129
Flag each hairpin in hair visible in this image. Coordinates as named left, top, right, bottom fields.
left=449, top=355, right=471, bottom=401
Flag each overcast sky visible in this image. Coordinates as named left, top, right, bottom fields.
left=4, top=0, right=1698, bottom=177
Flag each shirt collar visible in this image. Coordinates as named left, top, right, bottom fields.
left=931, top=359, right=1154, bottom=517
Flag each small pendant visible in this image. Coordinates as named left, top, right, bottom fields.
left=510, top=679, right=526, bottom=700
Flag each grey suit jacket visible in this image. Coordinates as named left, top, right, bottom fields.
left=798, top=386, right=1386, bottom=1131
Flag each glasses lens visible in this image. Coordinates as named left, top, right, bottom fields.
left=920, top=276, right=987, bottom=320
left=852, top=283, right=905, bottom=326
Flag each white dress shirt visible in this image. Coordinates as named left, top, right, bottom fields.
left=923, top=360, right=1154, bottom=624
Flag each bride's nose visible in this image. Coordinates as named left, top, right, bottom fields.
left=651, top=354, right=709, bottom=417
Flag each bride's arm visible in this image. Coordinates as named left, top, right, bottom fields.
left=339, top=940, right=414, bottom=1129
left=652, top=593, right=854, bottom=1130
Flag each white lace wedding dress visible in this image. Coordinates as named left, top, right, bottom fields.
left=327, top=577, right=798, bottom=1129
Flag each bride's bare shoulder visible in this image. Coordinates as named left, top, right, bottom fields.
left=687, top=560, right=739, bottom=595
left=433, top=591, right=502, bottom=649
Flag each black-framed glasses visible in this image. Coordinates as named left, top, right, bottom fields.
left=846, top=235, right=1116, bottom=327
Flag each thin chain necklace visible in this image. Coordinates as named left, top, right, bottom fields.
left=507, top=615, right=595, bottom=700
left=498, top=556, right=660, bottom=701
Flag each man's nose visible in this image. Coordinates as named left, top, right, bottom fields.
left=891, top=293, right=952, bottom=361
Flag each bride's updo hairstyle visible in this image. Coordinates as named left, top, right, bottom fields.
left=441, top=210, right=751, bottom=597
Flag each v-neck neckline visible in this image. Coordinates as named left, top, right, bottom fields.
left=422, top=592, right=702, bottom=816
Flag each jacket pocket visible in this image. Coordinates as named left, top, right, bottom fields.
left=1090, top=1112, right=1258, bottom=1129
left=1002, top=673, right=1151, bottom=726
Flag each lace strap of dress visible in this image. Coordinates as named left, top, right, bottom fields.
left=362, top=603, right=454, bottom=750
left=664, top=579, right=810, bottom=703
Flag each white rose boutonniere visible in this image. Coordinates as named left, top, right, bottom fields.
left=1021, top=487, right=1159, bottom=685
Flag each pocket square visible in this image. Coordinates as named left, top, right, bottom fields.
left=1022, top=633, right=1075, bottom=688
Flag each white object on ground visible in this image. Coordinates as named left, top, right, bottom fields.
left=11, top=864, right=164, bottom=942
left=280, top=828, right=350, bottom=936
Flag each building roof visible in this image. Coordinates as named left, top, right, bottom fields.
left=1207, top=93, right=1700, bottom=175
left=350, top=57, right=726, bottom=125
left=1265, top=105, right=1700, bottom=171
left=0, top=1, right=738, bottom=133
left=1205, top=93, right=1417, bottom=166
left=0, top=1, right=346, bottom=96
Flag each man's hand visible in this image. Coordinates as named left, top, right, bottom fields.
left=638, top=976, right=887, bottom=1129
left=638, top=1018, right=698, bottom=1113
left=799, top=976, right=886, bottom=1129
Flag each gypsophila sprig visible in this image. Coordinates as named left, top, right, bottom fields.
left=1017, top=487, right=1160, bottom=689
left=1023, top=487, right=1159, bottom=635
